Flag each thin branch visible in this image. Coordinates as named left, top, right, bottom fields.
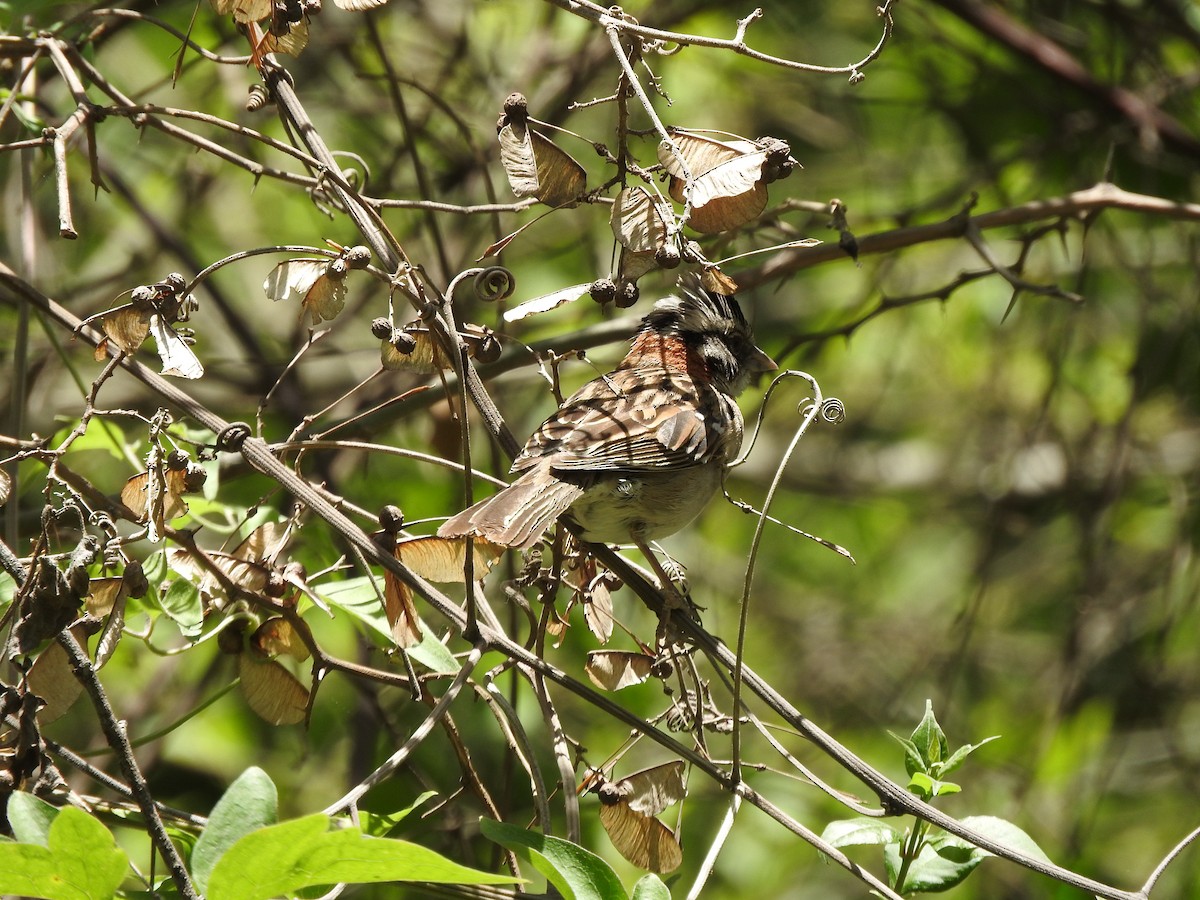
left=746, top=182, right=1200, bottom=288
left=56, top=631, right=197, bottom=899
left=322, top=645, right=483, bottom=815
left=545, top=0, right=897, bottom=77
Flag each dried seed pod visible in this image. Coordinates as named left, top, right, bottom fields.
left=589, top=279, right=617, bottom=305
left=370, top=317, right=394, bottom=340
left=378, top=505, right=405, bottom=534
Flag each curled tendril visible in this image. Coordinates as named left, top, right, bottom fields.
left=246, top=84, right=271, bottom=112
left=820, top=397, right=846, bottom=424
left=474, top=266, right=516, bottom=303
left=216, top=422, right=252, bottom=452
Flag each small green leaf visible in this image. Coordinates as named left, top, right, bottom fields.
left=909, top=700, right=949, bottom=771
left=192, top=767, right=279, bottom=893
left=907, top=771, right=935, bottom=800
left=481, top=817, right=626, bottom=900
left=631, top=873, right=671, bottom=900
left=206, top=814, right=517, bottom=900
left=160, top=578, right=203, bottom=636
left=888, top=731, right=926, bottom=777
left=7, top=792, right=60, bottom=846
left=407, top=630, right=461, bottom=674
left=885, top=840, right=983, bottom=893
left=932, top=780, right=961, bottom=797
left=939, top=735, right=1001, bottom=778
left=0, top=806, right=128, bottom=900
left=820, top=818, right=903, bottom=849
left=318, top=577, right=459, bottom=674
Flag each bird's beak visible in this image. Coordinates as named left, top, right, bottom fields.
left=750, top=345, right=778, bottom=373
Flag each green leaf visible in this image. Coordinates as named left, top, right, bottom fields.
left=192, top=767, right=279, bottom=893
left=316, top=577, right=458, bottom=674
left=0, top=806, right=128, bottom=900
left=206, top=813, right=517, bottom=900
left=316, top=577, right=389, bottom=639
left=888, top=731, right=926, bottom=778
left=909, top=700, right=949, bottom=772
left=907, top=771, right=935, bottom=800
left=481, top=817, right=626, bottom=900
left=356, top=791, right=439, bottom=837
left=630, top=873, right=671, bottom=900
left=884, top=840, right=983, bottom=893
left=946, top=816, right=1053, bottom=865
left=7, top=792, right=60, bottom=846
left=939, top=735, right=1001, bottom=779
left=160, top=578, right=203, bottom=636
left=820, top=817, right=903, bottom=849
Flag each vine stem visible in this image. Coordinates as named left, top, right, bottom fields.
left=57, top=631, right=198, bottom=899
left=731, top=372, right=825, bottom=782
left=323, top=645, right=483, bottom=815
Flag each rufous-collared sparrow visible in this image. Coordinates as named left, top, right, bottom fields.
left=439, top=275, right=776, bottom=570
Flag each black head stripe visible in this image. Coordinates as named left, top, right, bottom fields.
left=641, top=274, right=749, bottom=339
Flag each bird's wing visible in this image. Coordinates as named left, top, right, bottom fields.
left=512, top=367, right=739, bottom=475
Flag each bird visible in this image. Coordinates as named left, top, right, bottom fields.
left=439, top=275, right=776, bottom=582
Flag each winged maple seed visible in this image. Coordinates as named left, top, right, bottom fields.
left=659, top=129, right=799, bottom=233
left=381, top=534, right=503, bottom=648
left=95, top=273, right=204, bottom=379
left=167, top=521, right=295, bottom=611
left=263, top=243, right=371, bottom=328
left=585, top=761, right=688, bottom=873
left=378, top=321, right=500, bottom=373
left=497, top=92, right=587, bottom=208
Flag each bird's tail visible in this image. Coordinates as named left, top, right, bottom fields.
left=438, top=469, right=583, bottom=549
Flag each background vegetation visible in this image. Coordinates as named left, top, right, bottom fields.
left=1, top=0, right=1198, bottom=897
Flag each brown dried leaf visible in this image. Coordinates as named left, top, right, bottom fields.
left=610, top=761, right=687, bottom=816
left=120, top=468, right=192, bottom=524
left=380, top=323, right=490, bottom=373
left=582, top=581, right=614, bottom=644
left=232, top=521, right=292, bottom=566
left=503, top=282, right=592, bottom=322
left=610, top=186, right=670, bottom=253
left=26, top=629, right=89, bottom=724
left=497, top=123, right=585, bottom=207
left=658, top=133, right=773, bottom=233
left=238, top=653, right=309, bottom=725
left=686, top=180, right=767, bottom=233
left=93, top=594, right=125, bottom=670
left=264, top=259, right=346, bottom=327
left=700, top=267, right=739, bottom=295
left=101, top=307, right=152, bottom=355
left=585, top=650, right=654, bottom=691
left=395, top=535, right=503, bottom=583
left=260, top=16, right=309, bottom=56
left=383, top=571, right=422, bottom=649
left=598, top=804, right=682, bottom=874
left=86, top=578, right=127, bottom=617
left=658, top=132, right=757, bottom=185
left=167, top=522, right=291, bottom=605
left=150, top=315, right=204, bottom=379
left=594, top=761, right=687, bottom=874
left=211, top=0, right=272, bottom=23
left=252, top=617, right=310, bottom=662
